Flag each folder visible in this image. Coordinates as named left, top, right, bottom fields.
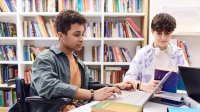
left=167, top=107, right=200, bottom=112
left=154, top=69, right=179, bottom=93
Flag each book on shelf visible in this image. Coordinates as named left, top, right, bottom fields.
left=170, top=39, right=191, bottom=65
left=22, top=0, right=101, bottom=12
left=0, top=45, right=17, bottom=61
left=104, top=44, right=132, bottom=62
left=0, top=0, right=16, bottom=12
left=0, top=22, right=17, bottom=37
left=89, top=68, right=101, bottom=82
left=92, top=46, right=101, bottom=62
left=24, top=46, right=49, bottom=61
left=91, top=100, right=142, bottom=112
left=0, top=65, right=18, bottom=86
left=104, top=18, right=143, bottom=38
left=103, top=67, right=128, bottom=84
left=104, top=0, right=143, bottom=13
left=0, top=89, right=16, bottom=107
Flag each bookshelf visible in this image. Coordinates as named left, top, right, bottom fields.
left=149, top=0, right=200, bottom=67
left=0, top=0, right=149, bottom=109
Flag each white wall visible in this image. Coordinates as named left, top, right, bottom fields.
left=149, top=0, right=200, bottom=67
left=149, top=0, right=200, bottom=42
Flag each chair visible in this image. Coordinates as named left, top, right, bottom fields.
left=8, top=78, right=109, bottom=112
left=8, top=78, right=72, bottom=112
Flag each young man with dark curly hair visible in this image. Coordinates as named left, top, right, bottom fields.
left=30, top=10, right=132, bottom=112
left=124, top=13, right=189, bottom=93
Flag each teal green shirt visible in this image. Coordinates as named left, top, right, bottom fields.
left=30, top=45, right=91, bottom=112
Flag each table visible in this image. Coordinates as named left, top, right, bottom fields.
left=69, top=101, right=187, bottom=112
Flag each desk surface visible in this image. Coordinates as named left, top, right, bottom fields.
left=69, top=101, right=187, bottom=112
left=69, top=91, right=188, bottom=112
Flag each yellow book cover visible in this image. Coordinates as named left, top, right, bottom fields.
left=91, top=100, right=142, bottom=112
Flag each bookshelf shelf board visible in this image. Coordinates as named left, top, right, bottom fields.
left=20, top=61, right=34, bottom=65
left=0, top=37, right=18, bottom=40
left=0, top=12, right=17, bottom=16
left=84, top=38, right=102, bottom=41
left=20, top=37, right=58, bottom=40
left=84, top=62, right=101, bottom=65
left=103, top=62, right=131, bottom=66
left=80, top=12, right=102, bottom=17
left=103, top=38, right=144, bottom=41
left=19, top=12, right=58, bottom=16
left=0, top=84, right=15, bottom=89
left=21, top=61, right=102, bottom=66
left=104, top=12, right=145, bottom=17
left=0, top=61, right=18, bottom=64
left=19, top=12, right=102, bottom=17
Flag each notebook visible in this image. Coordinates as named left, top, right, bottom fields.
left=91, top=100, right=142, bottom=112
left=154, top=69, right=181, bottom=93
left=167, top=107, right=200, bottom=112
left=108, top=71, right=173, bottom=106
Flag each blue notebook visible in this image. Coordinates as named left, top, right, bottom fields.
left=154, top=69, right=180, bottom=93
left=167, top=107, right=200, bottom=112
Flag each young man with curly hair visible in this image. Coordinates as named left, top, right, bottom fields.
left=30, top=10, right=132, bottom=112
left=124, top=13, right=189, bottom=92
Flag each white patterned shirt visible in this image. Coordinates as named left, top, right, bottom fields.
left=124, top=43, right=189, bottom=83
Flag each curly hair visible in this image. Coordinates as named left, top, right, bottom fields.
left=151, top=13, right=176, bottom=33
left=55, top=10, right=87, bottom=35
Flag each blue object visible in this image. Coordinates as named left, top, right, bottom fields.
left=167, top=107, right=200, bottom=112
left=177, top=74, right=186, bottom=90
left=154, top=69, right=179, bottom=93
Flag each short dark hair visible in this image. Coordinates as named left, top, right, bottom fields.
left=151, top=13, right=176, bottom=33
left=55, top=10, right=87, bottom=35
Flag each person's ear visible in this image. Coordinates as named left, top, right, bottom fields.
left=57, top=32, right=64, bottom=41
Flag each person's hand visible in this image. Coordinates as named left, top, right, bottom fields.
left=140, top=80, right=160, bottom=92
left=113, top=82, right=133, bottom=90
left=124, top=79, right=138, bottom=90
left=93, top=87, right=121, bottom=101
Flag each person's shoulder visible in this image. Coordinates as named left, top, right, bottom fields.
left=170, top=44, right=183, bottom=53
left=137, top=44, right=153, bottom=54
left=37, top=49, right=52, bottom=57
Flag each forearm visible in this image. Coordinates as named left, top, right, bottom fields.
left=74, top=88, right=91, bottom=100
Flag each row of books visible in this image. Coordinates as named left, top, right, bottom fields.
left=171, top=39, right=191, bottom=65
left=0, top=0, right=16, bottom=12
left=0, top=22, right=17, bottom=37
left=85, top=22, right=101, bottom=38
left=104, top=18, right=143, bottom=38
left=24, top=46, right=48, bottom=61
left=89, top=68, right=101, bottom=82
left=177, top=40, right=191, bottom=65
left=104, top=44, right=133, bottom=62
left=0, top=65, right=18, bottom=85
left=92, top=46, right=101, bottom=62
left=24, top=17, right=102, bottom=38
left=0, top=45, right=17, bottom=61
left=23, top=17, right=57, bottom=37
left=0, top=89, right=16, bottom=107
left=103, top=66, right=128, bottom=84
left=22, top=0, right=101, bottom=12
left=104, top=0, right=143, bottom=13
